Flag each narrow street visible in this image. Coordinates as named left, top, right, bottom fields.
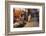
left=24, top=21, right=39, bottom=27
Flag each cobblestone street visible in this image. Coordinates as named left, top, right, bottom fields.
left=24, top=21, right=39, bottom=27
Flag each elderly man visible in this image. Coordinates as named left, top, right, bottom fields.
left=13, top=8, right=26, bottom=28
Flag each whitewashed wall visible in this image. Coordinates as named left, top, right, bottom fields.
left=0, top=0, right=46, bottom=36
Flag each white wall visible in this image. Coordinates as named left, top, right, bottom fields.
left=0, top=0, right=46, bottom=36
